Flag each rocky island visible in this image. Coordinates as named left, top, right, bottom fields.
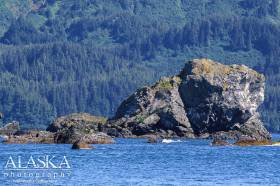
left=0, top=59, right=272, bottom=146
left=105, top=59, right=270, bottom=141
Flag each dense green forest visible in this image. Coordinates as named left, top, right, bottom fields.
left=0, top=0, right=280, bottom=131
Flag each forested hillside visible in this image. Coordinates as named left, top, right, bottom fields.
left=0, top=0, right=280, bottom=131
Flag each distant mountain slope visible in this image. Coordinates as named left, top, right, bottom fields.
left=0, top=0, right=280, bottom=131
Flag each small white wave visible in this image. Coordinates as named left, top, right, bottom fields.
left=266, top=143, right=280, bottom=146
left=260, top=142, right=280, bottom=147
left=162, top=139, right=182, bottom=144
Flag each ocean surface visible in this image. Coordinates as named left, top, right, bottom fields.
left=1, top=135, right=280, bottom=186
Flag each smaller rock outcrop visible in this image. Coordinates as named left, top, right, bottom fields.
left=54, top=127, right=114, bottom=144
left=3, top=130, right=54, bottom=144
left=47, top=113, right=107, bottom=132
left=211, top=135, right=279, bottom=147
left=147, top=135, right=158, bottom=143
left=234, top=139, right=272, bottom=146
left=211, top=138, right=231, bottom=146
left=80, top=133, right=114, bottom=144
left=46, top=113, right=114, bottom=144
left=233, top=135, right=272, bottom=146
left=72, top=140, right=95, bottom=150
left=3, top=113, right=113, bottom=144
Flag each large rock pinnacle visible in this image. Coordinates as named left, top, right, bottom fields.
left=108, top=59, right=270, bottom=140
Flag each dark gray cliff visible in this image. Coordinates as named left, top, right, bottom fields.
left=107, top=59, right=270, bottom=140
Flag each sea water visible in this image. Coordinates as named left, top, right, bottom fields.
left=0, top=135, right=280, bottom=186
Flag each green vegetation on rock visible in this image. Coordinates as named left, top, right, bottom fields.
left=156, top=79, right=173, bottom=91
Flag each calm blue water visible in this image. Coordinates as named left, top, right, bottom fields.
left=1, top=135, right=280, bottom=186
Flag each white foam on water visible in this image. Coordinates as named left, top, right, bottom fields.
left=265, top=143, right=280, bottom=147
left=162, top=139, right=182, bottom=144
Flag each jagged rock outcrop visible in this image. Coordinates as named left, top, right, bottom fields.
left=108, top=59, right=271, bottom=140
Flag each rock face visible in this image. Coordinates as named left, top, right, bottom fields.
left=107, top=76, right=195, bottom=138
left=108, top=59, right=270, bottom=140
left=179, top=59, right=269, bottom=140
